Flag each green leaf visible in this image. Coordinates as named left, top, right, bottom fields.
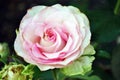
left=88, top=10, right=120, bottom=43
left=0, top=63, right=33, bottom=80
left=69, top=0, right=89, bottom=13
left=112, top=45, right=120, bottom=80
left=114, top=0, right=120, bottom=15
left=32, top=66, right=42, bottom=80
left=61, top=56, right=95, bottom=76
left=15, top=29, right=19, bottom=35
left=22, top=64, right=34, bottom=75
left=82, top=45, right=95, bottom=56
left=97, top=50, right=111, bottom=59
left=32, top=66, right=53, bottom=80
left=87, top=75, right=102, bottom=80
left=57, top=72, right=66, bottom=80
left=61, top=45, right=95, bottom=76
left=0, top=42, right=10, bottom=64
left=65, top=74, right=101, bottom=80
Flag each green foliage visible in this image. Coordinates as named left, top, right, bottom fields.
left=112, top=45, right=120, bottom=80
left=0, top=63, right=33, bottom=80
left=69, top=75, right=102, bottom=80
left=22, top=64, right=34, bottom=75
left=82, top=45, right=95, bottom=56
left=97, top=50, right=111, bottom=59
left=88, top=10, right=120, bottom=43
left=61, top=45, right=95, bottom=76
left=69, top=0, right=120, bottom=43
left=33, top=66, right=53, bottom=80
left=61, top=56, right=95, bottom=76
left=114, top=0, right=120, bottom=15
left=0, top=42, right=10, bottom=64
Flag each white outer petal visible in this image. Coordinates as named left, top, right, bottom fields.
left=20, top=6, right=46, bottom=30
left=14, top=34, right=35, bottom=64
left=68, top=5, right=91, bottom=55
left=74, top=13, right=91, bottom=51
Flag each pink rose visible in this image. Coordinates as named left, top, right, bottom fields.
left=14, top=4, right=91, bottom=71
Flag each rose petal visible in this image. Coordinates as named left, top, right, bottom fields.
left=14, top=34, right=35, bottom=64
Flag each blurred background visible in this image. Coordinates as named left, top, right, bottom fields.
left=0, top=0, right=120, bottom=80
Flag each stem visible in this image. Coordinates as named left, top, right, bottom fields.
left=114, top=0, right=120, bottom=15
left=52, top=69, right=57, bottom=80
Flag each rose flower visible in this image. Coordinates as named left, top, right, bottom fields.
left=14, top=4, right=91, bottom=71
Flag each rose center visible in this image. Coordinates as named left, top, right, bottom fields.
left=45, top=28, right=56, bottom=42
left=40, top=28, right=56, bottom=47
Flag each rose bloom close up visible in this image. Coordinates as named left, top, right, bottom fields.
left=14, top=4, right=91, bottom=71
